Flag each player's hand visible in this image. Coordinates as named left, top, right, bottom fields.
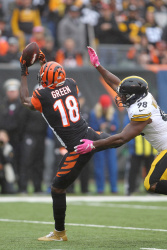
left=87, top=46, right=100, bottom=68
left=74, top=139, right=95, bottom=154
left=38, top=50, right=46, bottom=64
left=20, top=55, right=29, bottom=76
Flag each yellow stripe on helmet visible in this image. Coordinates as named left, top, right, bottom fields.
left=119, top=76, right=148, bottom=86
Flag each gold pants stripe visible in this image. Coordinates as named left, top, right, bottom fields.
left=144, top=150, right=167, bottom=190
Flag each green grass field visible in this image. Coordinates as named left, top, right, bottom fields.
left=0, top=195, right=167, bottom=250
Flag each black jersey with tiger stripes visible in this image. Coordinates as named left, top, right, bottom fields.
left=34, top=78, right=88, bottom=151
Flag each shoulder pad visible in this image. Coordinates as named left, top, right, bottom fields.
left=67, top=78, right=76, bottom=84
left=33, top=89, right=42, bottom=98
left=128, top=99, right=151, bottom=121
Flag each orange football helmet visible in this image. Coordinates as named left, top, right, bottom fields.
left=37, top=61, right=66, bottom=88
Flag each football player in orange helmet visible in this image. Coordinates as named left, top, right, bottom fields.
left=37, top=61, right=66, bottom=88
left=19, top=49, right=111, bottom=242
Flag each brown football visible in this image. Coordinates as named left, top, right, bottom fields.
left=22, top=42, right=40, bottom=67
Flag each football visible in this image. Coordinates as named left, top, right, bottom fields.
left=22, top=42, right=40, bottom=67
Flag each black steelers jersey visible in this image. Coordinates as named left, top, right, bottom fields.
left=31, top=78, right=88, bottom=151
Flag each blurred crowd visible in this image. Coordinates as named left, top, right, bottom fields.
left=0, top=0, right=167, bottom=67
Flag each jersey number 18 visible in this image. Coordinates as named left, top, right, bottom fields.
left=54, top=95, right=80, bottom=127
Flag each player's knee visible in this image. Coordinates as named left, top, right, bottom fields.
left=149, top=183, right=157, bottom=192
left=51, top=185, right=66, bottom=194
left=144, top=176, right=157, bottom=192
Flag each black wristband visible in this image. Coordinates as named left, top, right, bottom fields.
left=20, top=63, right=28, bottom=76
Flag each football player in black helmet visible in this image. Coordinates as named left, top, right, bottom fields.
left=75, top=46, right=167, bottom=196
left=115, top=76, right=148, bottom=107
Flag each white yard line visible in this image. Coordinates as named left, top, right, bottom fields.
left=1, top=196, right=167, bottom=211
left=71, top=202, right=167, bottom=210
left=141, top=248, right=167, bottom=250
left=0, top=219, right=167, bottom=233
left=0, top=195, right=167, bottom=203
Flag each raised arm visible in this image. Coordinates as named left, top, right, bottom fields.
left=19, top=50, right=46, bottom=110
left=87, top=46, right=120, bottom=92
left=20, top=57, right=35, bottom=110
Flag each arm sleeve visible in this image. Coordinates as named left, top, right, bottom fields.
left=76, top=85, right=79, bottom=95
left=31, top=90, right=42, bottom=113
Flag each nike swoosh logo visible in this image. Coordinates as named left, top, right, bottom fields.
left=51, top=238, right=63, bottom=241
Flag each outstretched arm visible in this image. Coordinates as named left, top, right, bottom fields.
left=19, top=50, right=46, bottom=110
left=75, top=119, right=150, bottom=154
left=93, top=120, right=149, bottom=149
left=20, top=57, right=35, bottom=110
left=87, top=46, right=120, bottom=92
left=20, top=75, right=35, bottom=110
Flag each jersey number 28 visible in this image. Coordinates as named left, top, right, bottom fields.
left=54, top=95, right=80, bottom=127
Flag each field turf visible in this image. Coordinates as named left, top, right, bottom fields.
left=0, top=195, right=167, bottom=250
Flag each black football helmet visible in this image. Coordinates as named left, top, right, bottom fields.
left=115, top=76, right=148, bottom=107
